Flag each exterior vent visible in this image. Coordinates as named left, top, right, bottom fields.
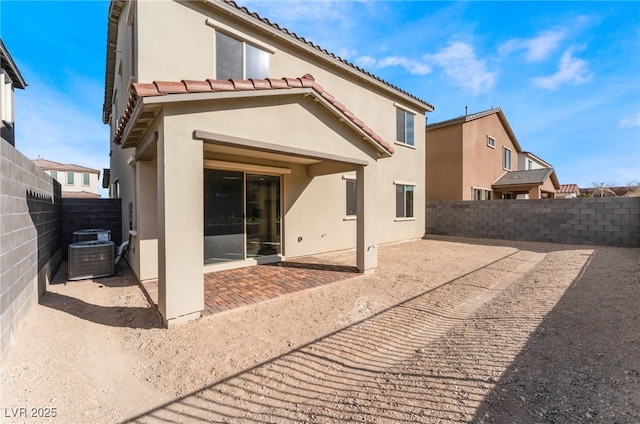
left=73, top=228, right=111, bottom=243
left=68, top=241, right=115, bottom=281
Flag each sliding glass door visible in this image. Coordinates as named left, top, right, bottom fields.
left=204, top=170, right=281, bottom=264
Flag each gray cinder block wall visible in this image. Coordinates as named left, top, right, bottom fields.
left=61, top=198, right=122, bottom=260
left=1, top=140, right=62, bottom=359
left=426, top=198, right=640, bottom=247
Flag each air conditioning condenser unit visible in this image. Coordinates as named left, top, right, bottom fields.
left=68, top=241, right=115, bottom=281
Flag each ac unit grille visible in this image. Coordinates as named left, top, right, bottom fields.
left=68, top=241, right=115, bottom=281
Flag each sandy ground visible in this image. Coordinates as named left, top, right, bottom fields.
left=1, top=237, right=638, bottom=423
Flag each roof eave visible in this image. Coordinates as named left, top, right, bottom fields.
left=0, top=39, right=27, bottom=89
left=199, top=0, right=433, bottom=112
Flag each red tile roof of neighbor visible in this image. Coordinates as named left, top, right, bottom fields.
left=557, top=184, right=579, bottom=194
left=115, top=74, right=395, bottom=155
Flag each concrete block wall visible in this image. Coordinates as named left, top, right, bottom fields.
left=426, top=198, right=640, bottom=247
left=1, top=140, right=62, bottom=359
left=61, top=198, right=122, bottom=260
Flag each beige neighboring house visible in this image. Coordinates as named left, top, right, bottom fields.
left=426, top=107, right=559, bottom=200
left=1, top=39, right=27, bottom=147
left=102, top=0, right=434, bottom=326
left=32, top=157, right=101, bottom=198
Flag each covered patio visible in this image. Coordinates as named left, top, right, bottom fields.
left=141, top=256, right=359, bottom=318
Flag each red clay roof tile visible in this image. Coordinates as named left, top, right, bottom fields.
left=183, top=80, right=213, bottom=93
left=230, top=79, right=255, bottom=90
left=115, top=75, right=394, bottom=155
left=154, top=81, right=188, bottom=94
left=208, top=79, right=235, bottom=91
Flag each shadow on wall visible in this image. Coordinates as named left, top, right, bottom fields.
left=26, top=186, right=62, bottom=297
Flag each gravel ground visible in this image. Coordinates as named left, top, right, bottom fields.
left=1, top=237, right=638, bottom=423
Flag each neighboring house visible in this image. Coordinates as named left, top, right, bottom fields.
left=103, top=0, right=434, bottom=325
left=426, top=107, right=560, bottom=200
left=32, top=157, right=101, bottom=198
left=556, top=184, right=580, bottom=199
left=1, top=39, right=27, bottom=147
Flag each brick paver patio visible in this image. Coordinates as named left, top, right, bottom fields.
left=141, top=260, right=359, bottom=317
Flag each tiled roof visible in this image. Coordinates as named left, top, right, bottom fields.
left=102, top=0, right=434, bottom=123
left=426, top=107, right=522, bottom=153
left=217, top=1, right=433, bottom=110
left=33, top=158, right=100, bottom=174
left=114, top=74, right=395, bottom=155
left=492, top=168, right=554, bottom=187
left=557, top=184, right=579, bottom=194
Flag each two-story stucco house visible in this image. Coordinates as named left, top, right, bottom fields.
left=33, top=157, right=101, bottom=198
left=426, top=107, right=559, bottom=201
left=1, top=39, right=27, bottom=147
left=103, top=0, right=434, bottom=326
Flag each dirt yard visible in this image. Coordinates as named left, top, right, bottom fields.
left=1, top=237, right=638, bottom=423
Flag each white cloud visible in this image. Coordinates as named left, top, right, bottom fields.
left=531, top=48, right=592, bottom=90
left=619, top=112, right=640, bottom=129
left=355, top=55, right=431, bottom=75
left=14, top=79, right=110, bottom=179
left=428, top=42, right=496, bottom=95
left=499, top=29, right=565, bottom=62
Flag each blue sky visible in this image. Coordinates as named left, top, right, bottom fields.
left=2, top=1, right=639, bottom=193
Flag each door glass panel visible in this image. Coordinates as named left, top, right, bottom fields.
left=204, top=169, right=244, bottom=264
left=246, top=174, right=280, bottom=257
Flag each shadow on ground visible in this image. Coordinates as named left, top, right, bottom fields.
left=115, top=243, right=640, bottom=423
left=42, top=263, right=163, bottom=330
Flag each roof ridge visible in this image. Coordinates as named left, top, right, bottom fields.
left=115, top=74, right=394, bottom=155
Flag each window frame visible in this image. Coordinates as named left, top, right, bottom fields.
left=395, top=107, right=415, bottom=147
left=503, top=147, right=512, bottom=171
left=214, top=29, right=271, bottom=81
left=394, top=181, right=416, bottom=220
left=66, top=172, right=75, bottom=186
left=343, top=176, right=357, bottom=219
left=486, top=135, right=496, bottom=148
left=50, top=171, right=58, bottom=181
left=82, top=173, right=90, bottom=186
left=472, top=187, right=493, bottom=200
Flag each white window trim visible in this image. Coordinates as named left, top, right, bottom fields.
left=393, top=181, right=416, bottom=221
left=394, top=141, right=417, bottom=150
left=472, top=186, right=493, bottom=200
left=503, top=146, right=512, bottom=171
left=341, top=174, right=356, bottom=181
left=206, top=18, right=276, bottom=54
left=82, top=173, right=91, bottom=187
left=393, top=102, right=419, bottom=116
left=487, top=135, right=496, bottom=149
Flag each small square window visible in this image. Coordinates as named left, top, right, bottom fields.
left=487, top=135, right=495, bottom=148
left=396, top=108, right=414, bottom=146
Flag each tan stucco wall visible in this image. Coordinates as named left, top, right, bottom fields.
left=425, top=123, right=463, bottom=200
left=461, top=114, right=519, bottom=201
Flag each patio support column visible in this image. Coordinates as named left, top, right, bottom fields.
left=356, top=164, right=377, bottom=273
left=135, top=160, right=158, bottom=281
left=157, top=127, right=204, bottom=326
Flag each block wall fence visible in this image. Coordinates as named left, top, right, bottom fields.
left=426, top=198, right=640, bottom=247
left=1, top=140, right=62, bottom=359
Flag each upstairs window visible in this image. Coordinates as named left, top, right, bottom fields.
left=82, top=173, right=90, bottom=186
left=473, top=188, right=493, bottom=200
left=216, top=32, right=269, bottom=80
left=396, top=108, right=415, bottom=146
left=50, top=171, right=58, bottom=181
left=487, top=135, right=495, bottom=148
left=527, top=159, right=534, bottom=170
left=67, top=172, right=75, bottom=185
left=503, top=147, right=512, bottom=170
